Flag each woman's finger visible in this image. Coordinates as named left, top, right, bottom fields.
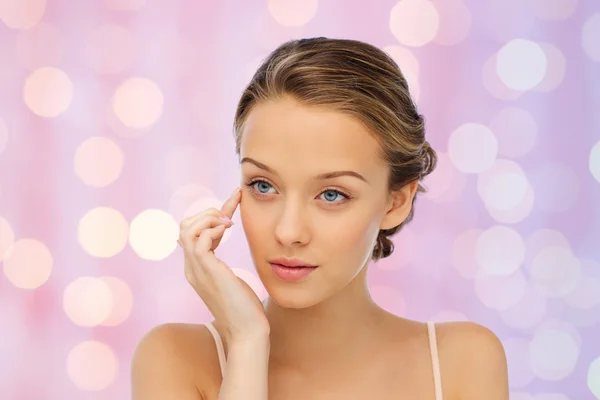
left=179, top=214, right=231, bottom=248
left=194, top=224, right=227, bottom=269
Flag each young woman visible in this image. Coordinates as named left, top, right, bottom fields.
left=131, top=37, right=509, bottom=400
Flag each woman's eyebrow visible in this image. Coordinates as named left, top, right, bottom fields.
left=240, top=157, right=370, bottom=185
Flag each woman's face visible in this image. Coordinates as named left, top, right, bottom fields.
left=238, top=96, right=408, bottom=309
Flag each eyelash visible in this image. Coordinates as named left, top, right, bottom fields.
left=244, top=179, right=353, bottom=206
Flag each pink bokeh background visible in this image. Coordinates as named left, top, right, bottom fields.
left=1, top=0, right=599, bottom=398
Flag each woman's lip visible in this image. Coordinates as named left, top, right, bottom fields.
left=269, top=263, right=318, bottom=281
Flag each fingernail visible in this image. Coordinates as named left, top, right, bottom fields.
left=219, top=216, right=232, bottom=224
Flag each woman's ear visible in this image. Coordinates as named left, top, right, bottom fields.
left=379, top=181, right=419, bottom=230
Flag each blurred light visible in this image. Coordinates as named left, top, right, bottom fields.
left=112, top=77, right=163, bottom=129
left=382, top=45, right=421, bottom=101
left=530, top=163, right=579, bottom=212
left=3, top=238, right=52, bottom=289
left=589, top=357, right=600, bottom=399
left=486, top=184, right=534, bottom=224
left=534, top=43, right=566, bottom=92
left=169, top=183, right=215, bottom=223
left=478, top=163, right=529, bottom=211
left=252, top=10, right=305, bottom=52
left=590, top=141, right=600, bottom=183
left=267, top=0, right=318, bottom=27
left=452, top=229, right=483, bottom=279
left=500, top=285, right=547, bottom=329
left=66, top=341, right=118, bottom=391
left=431, top=0, right=471, bottom=45
left=530, top=246, right=581, bottom=298
left=529, top=0, right=577, bottom=20
left=390, top=0, right=440, bottom=47
left=448, top=123, right=498, bottom=173
left=164, top=145, right=213, bottom=190
left=0, top=0, right=46, bottom=29
left=482, top=54, right=524, bottom=100
left=99, top=276, right=134, bottom=326
left=129, top=209, right=179, bottom=261
left=564, top=259, right=600, bottom=310
left=104, top=0, right=146, bottom=11
left=74, top=137, right=124, bottom=187
left=63, top=277, right=113, bottom=327
left=474, top=269, right=527, bottom=310
left=370, top=285, right=407, bottom=316
left=529, top=328, right=579, bottom=380
left=23, top=67, right=74, bottom=117
left=581, top=12, right=600, bottom=62
left=84, top=24, right=135, bottom=74
left=15, top=22, right=65, bottom=70
left=525, top=229, right=572, bottom=266
left=0, top=117, right=7, bottom=155
left=489, top=107, right=538, bottom=158
left=423, top=152, right=455, bottom=200
left=476, top=226, right=525, bottom=276
left=496, top=39, right=547, bottom=91
left=78, top=207, right=129, bottom=258
left=503, top=338, right=536, bottom=388
left=0, top=215, right=15, bottom=260
left=232, top=268, right=268, bottom=300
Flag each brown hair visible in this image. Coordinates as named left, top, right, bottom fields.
left=233, top=37, right=437, bottom=261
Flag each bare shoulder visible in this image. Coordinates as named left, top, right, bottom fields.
left=131, top=322, right=222, bottom=400
left=435, top=321, right=509, bottom=400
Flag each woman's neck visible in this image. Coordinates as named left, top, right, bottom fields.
left=263, top=267, right=390, bottom=373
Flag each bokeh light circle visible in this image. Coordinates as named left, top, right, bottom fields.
left=496, top=39, right=547, bottom=91
left=389, top=0, right=440, bottom=47
left=489, top=107, right=538, bottom=158
left=431, top=0, right=471, bottom=46
left=112, top=77, right=163, bottom=129
left=129, top=209, right=179, bottom=261
left=581, top=12, right=600, bottom=62
left=2, top=238, right=52, bottom=289
left=529, top=0, right=577, bottom=20
left=448, top=123, right=498, bottom=173
left=476, top=226, right=525, bottom=276
left=78, top=207, right=129, bottom=258
left=530, top=163, right=579, bottom=213
left=63, top=277, right=113, bottom=327
left=66, top=341, right=118, bottom=391
left=589, top=357, right=600, bottom=399
left=534, top=43, right=566, bottom=92
left=503, top=338, right=536, bottom=388
left=267, top=0, right=318, bottom=27
left=99, top=276, right=134, bottom=326
left=23, top=66, right=74, bottom=117
left=74, top=137, right=124, bottom=187
left=530, top=246, right=580, bottom=298
left=590, top=141, right=600, bottom=184
left=474, top=269, right=527, bottom=310
left=0, top=0, right=46, bottom=29
left=529, top=328, right=579, bottom=380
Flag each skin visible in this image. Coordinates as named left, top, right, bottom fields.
left=131, top=95, right=509, bottom=399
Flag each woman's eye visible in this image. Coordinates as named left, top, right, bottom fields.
left=319, top=190, right=346, bottom=203
left=252, top=180, right=275, bottom=194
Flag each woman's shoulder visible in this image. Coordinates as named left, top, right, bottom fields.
left=434, top=320, right=509, bottom=399
left=131, top=322, right=222, bottom=399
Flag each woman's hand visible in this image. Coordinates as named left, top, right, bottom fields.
left=178, top=188, right=270, bottom=343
